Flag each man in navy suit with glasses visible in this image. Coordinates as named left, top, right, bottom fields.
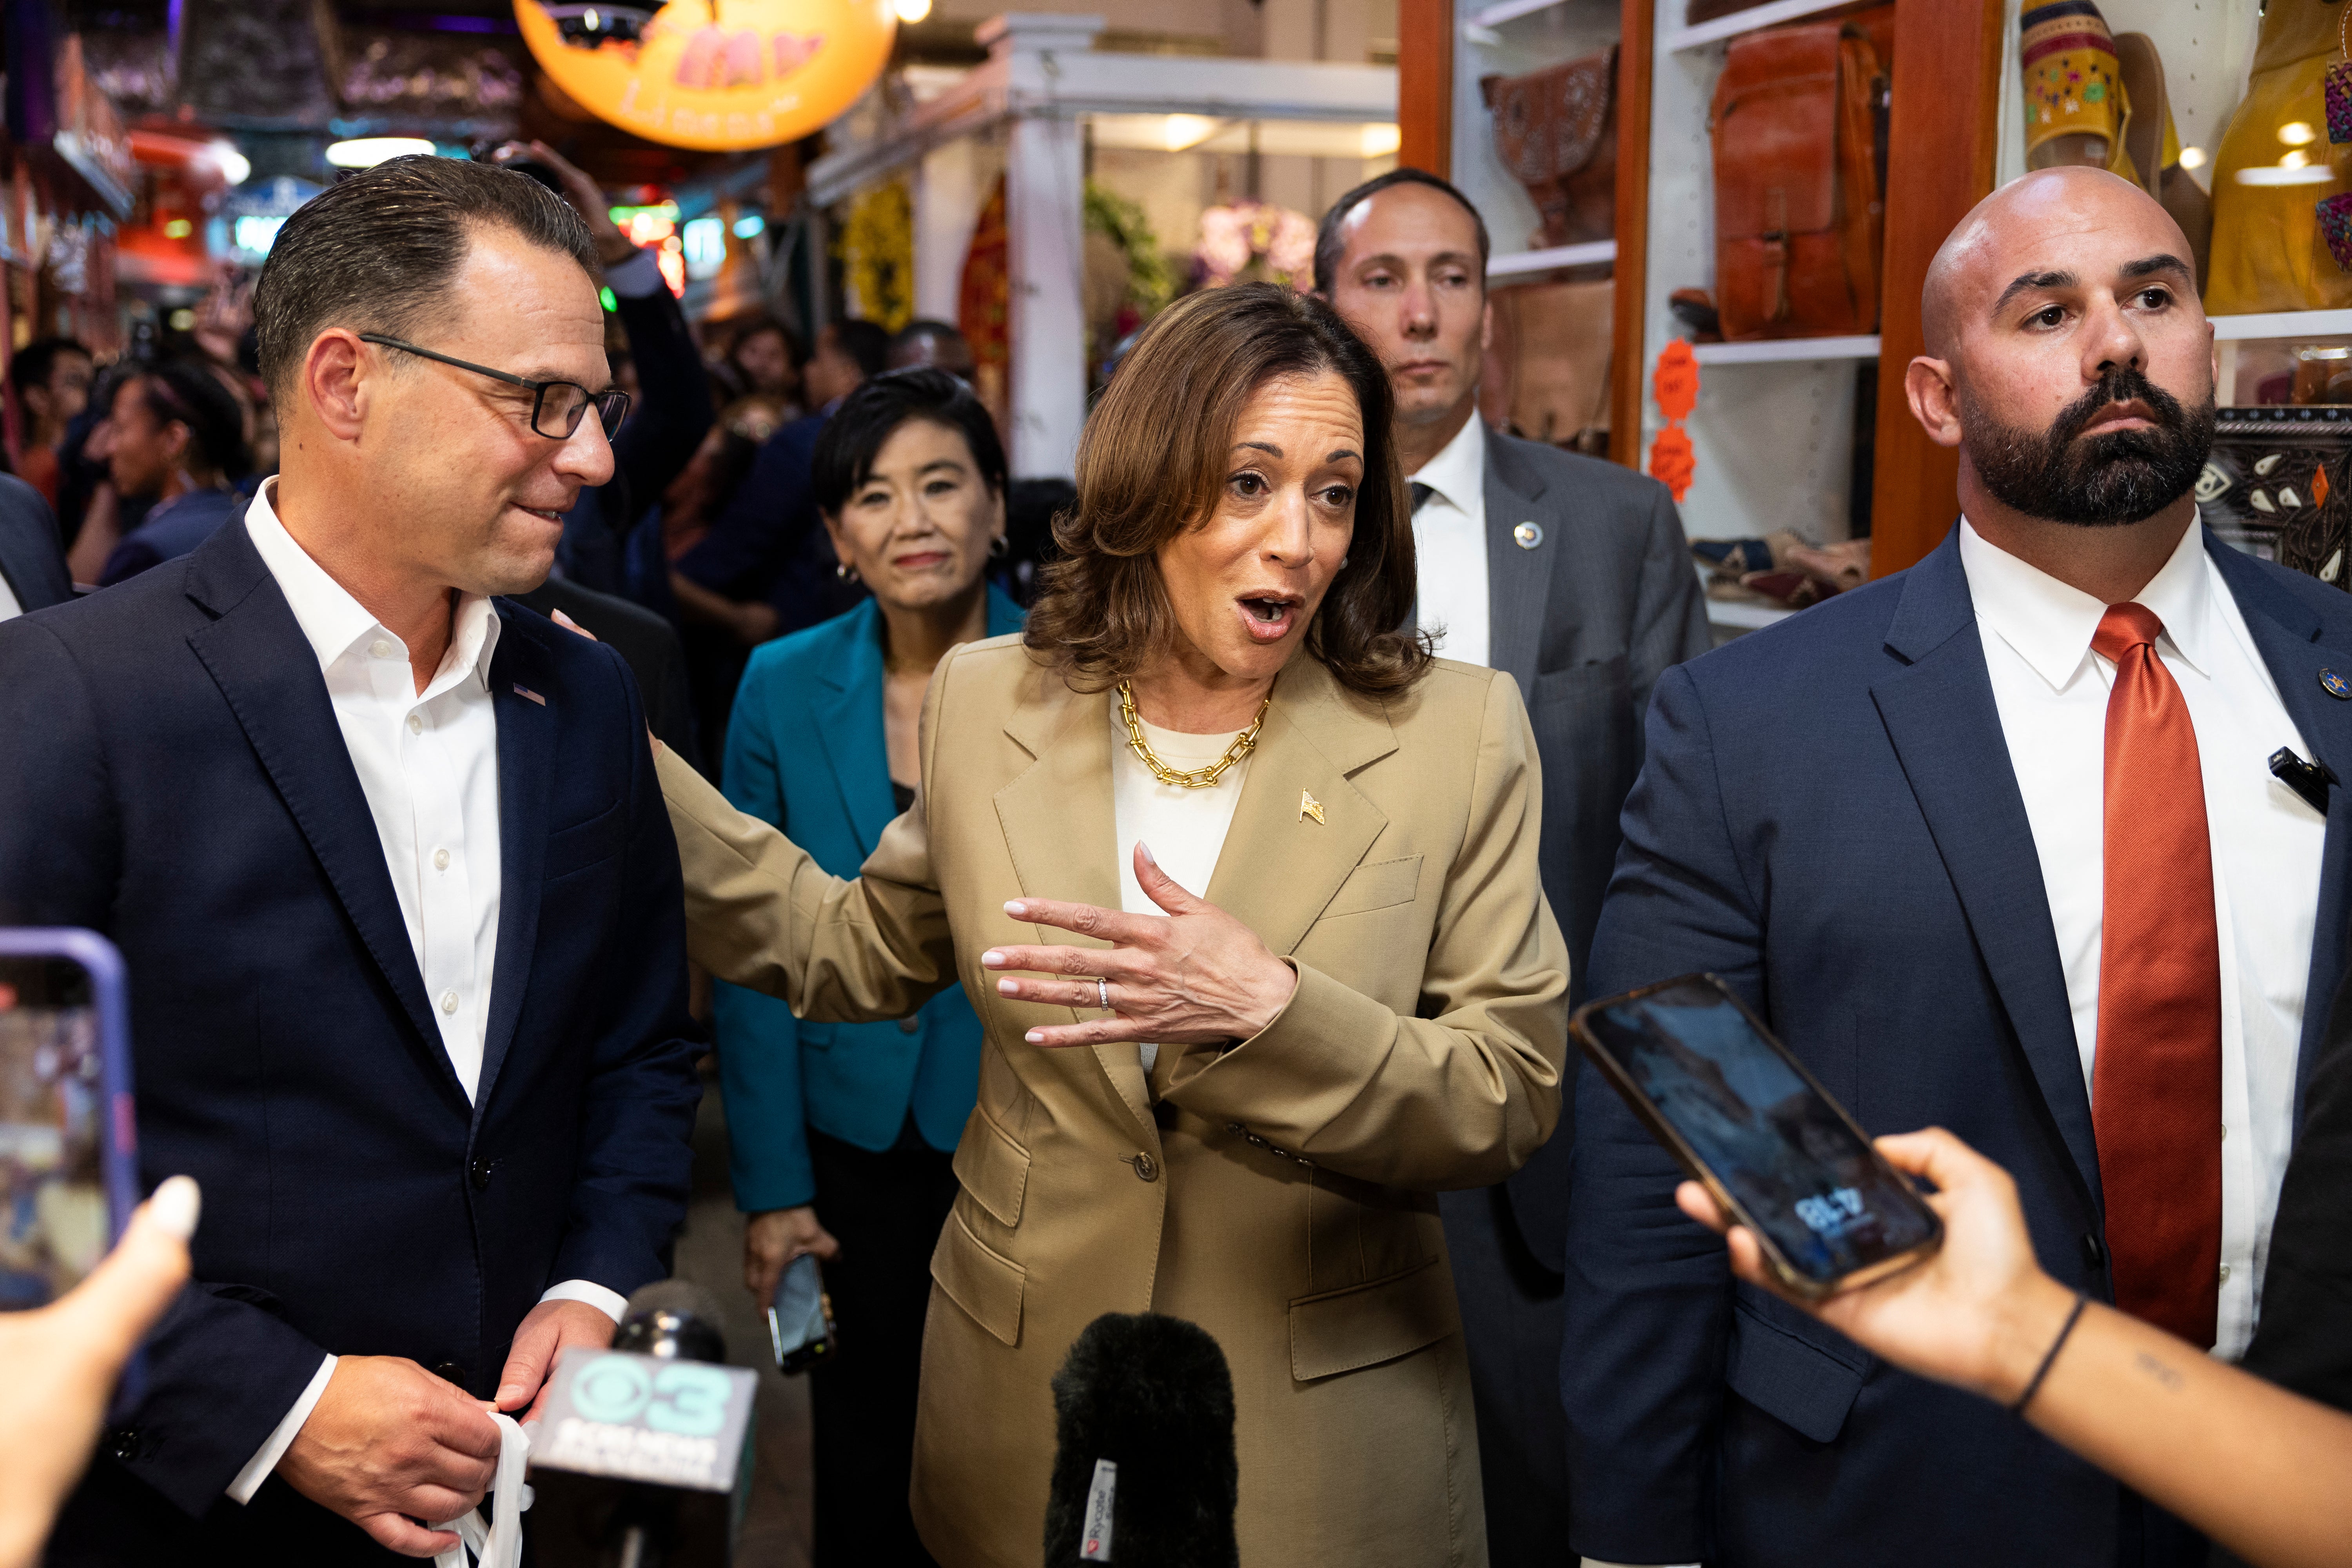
left=0, top=155, right=701, bottom=1561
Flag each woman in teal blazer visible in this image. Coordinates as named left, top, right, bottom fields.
left=713, top=368, right=1022, bottom=1566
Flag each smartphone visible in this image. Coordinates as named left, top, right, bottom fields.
left=1570, top=973, right=1942, bottom=1298
left=0, top=929, right=139, bottom=1309
left=765, top=1252, right=835, bottom=1374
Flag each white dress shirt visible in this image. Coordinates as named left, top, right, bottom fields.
left=227, top=483, right=625, bottom=1504
left=1960, top=517, right=2322, bottom=1361
left=0, top=569, right=22, bottom=622
left=1406, top=413, right=1492, bottom=668
left=1110, top=707, right=1253, bottom=1076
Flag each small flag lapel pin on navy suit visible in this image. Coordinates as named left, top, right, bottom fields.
left=512, top=684, right=546, bottom=706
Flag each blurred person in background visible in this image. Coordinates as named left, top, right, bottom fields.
left=885, top=318, right=976, bottom=378
left=669, top=317, right=888, bottom=701
left=722, top=315, right=802, bottom=414
left=1678, top=1127, right=2352, bottom=1568
left=714, top=367, right=1020, bottom=1565
left=7, top=338, right=94, bottom=508
left=506, top=141, right=714, bottom=601
left=0, top=472, right=72, bottom=621
left=92, top=361, right=253, bottom=586
left=0, top=1178, right=199, bottom=1568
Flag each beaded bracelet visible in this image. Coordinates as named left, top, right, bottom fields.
left=2010, top=1292, right=2089, bottom=1417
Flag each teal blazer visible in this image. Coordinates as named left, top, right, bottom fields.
left=712, top=586, right=1026, bottom=1212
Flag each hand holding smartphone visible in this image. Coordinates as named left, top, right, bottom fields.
left=1571, top=973, right=1942, bottom=1298
left=766, top=1252, right=836, bottom=1374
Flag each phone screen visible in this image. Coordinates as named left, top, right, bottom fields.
left=0, top=954, right=113, bottom=1307
left=1577, top=975, right=1940, bottom=1289
left=766, top=1252, right=833, bottom=1372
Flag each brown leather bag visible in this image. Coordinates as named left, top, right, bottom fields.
left=1710, top=18, right=1888, bottom=339
left=1481, top=47, right=1618, bottom=249
left=1479, top=277, right=1614, bottom=453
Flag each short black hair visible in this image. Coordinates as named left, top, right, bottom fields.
left=1313, top=167, right=1490, bottom=297
left=133, top=360, right=252, bottom=479
left=9, top=336, right=92, bottom=396
left=810, top=367, right=1008, bottom=517
left=826, top=318, right=892, bottom=381
left=728, top=315, right=801, bottom=367
left=253, top=154, right=597, bottom=400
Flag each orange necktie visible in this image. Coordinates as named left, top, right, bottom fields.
left=2091, top=602, right=2222, bottom=1349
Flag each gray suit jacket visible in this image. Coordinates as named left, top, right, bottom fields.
left=1478, top=426, right=1709, bottom=1267
left=0, top=474, right=71, bottom=615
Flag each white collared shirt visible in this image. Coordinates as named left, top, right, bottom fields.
left=1959, top=517, right=2322, bottom=1360
left=0, top=570, right=22, bottom=622
left=228, top=482, right=622, bottom=1504
left=1406, top=413, right=1491, bottom=668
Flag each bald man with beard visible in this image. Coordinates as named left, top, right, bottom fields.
left=1563, top=167, right=2352, bottom=1568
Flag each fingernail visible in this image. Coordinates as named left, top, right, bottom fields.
left=1138, top=841, right=1157, bottom=865
left=997, top=978, right=1018, bottom=995
left=496, top=1384, right=525, bottom=1406
left=982, top=949, right=1005, bottom=967
left=1003, top=900, right=1027, bottom=918
left=1025, top=1029, right=1045, bottom=1044
left=149, top=1175, right=201, bottom=1240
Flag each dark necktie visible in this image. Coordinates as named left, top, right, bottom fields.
left=2091, top=601, right=2223, bottom=1349
left=1410, top=481, right=1434, bottom=513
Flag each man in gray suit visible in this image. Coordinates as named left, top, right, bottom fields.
left=1319, top=168, right=1708, bottom=1563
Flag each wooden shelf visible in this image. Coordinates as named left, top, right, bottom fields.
left=2210, top=310, right=2352, bottom=342
left=1663, top=0, right=1860, bottom=52
left=1691, top=334, right=1880, bottom=365
left=1467, top=0, right=1574, bottom=27
left=1706, top=597, right=1797, bottom=630
left=1488, top=240, right=1617, bottom=279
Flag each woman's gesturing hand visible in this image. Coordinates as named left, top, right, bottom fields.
left=983, top=842, right=1299, bottom=1049
left=1674, top=1127, right=2078, bottom=1406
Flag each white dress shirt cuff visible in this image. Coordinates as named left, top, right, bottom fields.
left=228, top=1353, right=338, bottom=1504
left=603, top=247, right=664, bottom=299
left=539, top=1278, right=629, bottom=1322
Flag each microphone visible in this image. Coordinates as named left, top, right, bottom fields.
left=528, top=1280, right=757, bottom=1568
left=1043, top=1312, right=1239, bottom=1568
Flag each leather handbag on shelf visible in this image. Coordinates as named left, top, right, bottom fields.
left=2197, top=407, right=2352, bottom=588
left=1481, top=46, right=1618, bottom=249
left=1708, top=13, right=1890, bottom=341
left=1479, top=276, right=1613, bottom=453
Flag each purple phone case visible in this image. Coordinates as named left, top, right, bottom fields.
left=0, top=928, right=141, bottom=1273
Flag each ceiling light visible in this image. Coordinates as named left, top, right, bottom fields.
left=2281, top=121, right=2318, bottom=147
left=894, top=0, right=933, bottom=20
left=1160, top=115, right=1220, bottom=152
left=1360, top=123, right=1402, bottom=158
left=325, top=136, right=436, bottom=169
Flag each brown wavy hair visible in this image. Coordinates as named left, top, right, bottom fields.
left=1023, top=282, right=1429, bottom=696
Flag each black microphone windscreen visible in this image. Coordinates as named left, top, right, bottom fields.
left=615, top=1279, right=728, bottom=1364
left=1044, top=1312, right=1239, bottom=1568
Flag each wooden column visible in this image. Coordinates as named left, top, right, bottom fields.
left=1397, top=0, right=1454, bottom=176
left=1867, top=0, right=2007, bottom=575
left=1608, top=0, right=1655, bottom=470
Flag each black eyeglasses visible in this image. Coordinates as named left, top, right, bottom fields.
left=358, top=333, right=631, bottom=440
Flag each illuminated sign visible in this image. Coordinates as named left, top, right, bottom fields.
left=515, top=0, right=897, bottom=153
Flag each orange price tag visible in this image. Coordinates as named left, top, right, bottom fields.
left=1653, top=339, right=1700, bottom=423
left=1649, top=425, right=1696, bottom=502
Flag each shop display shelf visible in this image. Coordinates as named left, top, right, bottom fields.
left=1706, top=597, right=1797, bottom=631
left=1466, top=0, right=1578, bottom=28
left=1690, top=333, right=1880, bottom=365
left=2209, top=310, right=2352, bottom=343
left=1488, top=240, right=1618, bottom=279
left=1663, top=0, right=1859, bottom=53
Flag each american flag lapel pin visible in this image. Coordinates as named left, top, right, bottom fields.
left=512, top=684, right=546, bottom=706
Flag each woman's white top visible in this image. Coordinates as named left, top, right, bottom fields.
left=1109, top=706, right=1252, bottom=1073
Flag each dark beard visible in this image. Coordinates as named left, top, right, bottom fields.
left=1962, top=368, right=2216, bottom=527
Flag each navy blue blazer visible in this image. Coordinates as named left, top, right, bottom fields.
left=0, top=472, right=71, bottom=612
left=1563, top=525, right=2352, bottom=1567
left=0, top=518, right=702, bottom=1533
left=712, top=589, right=1023, bottom=1212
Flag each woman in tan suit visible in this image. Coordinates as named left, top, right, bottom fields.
left=653, top=283, right=1567, bottom=1566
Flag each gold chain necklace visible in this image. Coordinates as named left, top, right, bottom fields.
left=1116, top=681, right=1271, bottom=789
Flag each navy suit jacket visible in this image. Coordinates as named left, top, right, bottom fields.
left=0, top=472, right=71, bottom=612
left=0, top=518, right=702, bottom=1541
left=1563, top=525, right=2352, bottom=1567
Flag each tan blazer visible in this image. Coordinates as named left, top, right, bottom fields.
left=657, top=637, right=1568, bottom=1568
